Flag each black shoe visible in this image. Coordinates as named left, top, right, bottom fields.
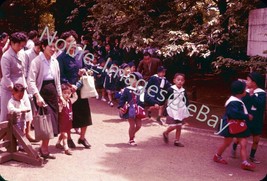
left=78, top=138, right=91, bottom=149
left=39, top=148, right=56, bottom=159
left=67, top=139, right=76, bottom=148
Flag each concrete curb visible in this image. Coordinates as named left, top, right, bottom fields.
left=183, top=125, right=267, bottom=147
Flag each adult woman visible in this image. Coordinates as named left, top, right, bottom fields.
left=57, top=31, right=92, bottom=149
left=28, top=36, right=64, bottom=159
left=0, top=32, right=32, bottom=124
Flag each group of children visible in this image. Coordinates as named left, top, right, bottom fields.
left=213, top=72, right=266, bottom=171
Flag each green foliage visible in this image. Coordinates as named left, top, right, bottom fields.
left=67, top=0, right=263, bottom=60
left=212, top=56, right=267, bottom=74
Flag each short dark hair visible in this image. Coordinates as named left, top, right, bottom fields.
left=60, top=31, right=74, bottom=41
left=0, top=32, right=8, bottom=39
left=143, top=52, right=151, bottom=57
left=10, top=32, right=27, bottom=44
left=33, top=38, right=41, bottom=47
left=231, top=80, right=246, bottom=95
left=13, top=83, right=25, bottom=92
left=40, top=36, right=56, bottom=51
left=61, top=83, right=71, bottom=91
left=28, top=30, right=38, bottom=39
left=174, top=73, right=185, bottom=79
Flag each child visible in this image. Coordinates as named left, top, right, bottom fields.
left=118, top=72, right=144, bottom=146
left=163, top=73, right=190, bottom=147
left=56, top=84, right=78, bottom=155
left=7, top=83, right=31, bottom=151
left=213, top=80, right=255, bottom=171
left=115, top=63, right=131, bottom=99
left=94, top=58, right=107, bottom=101
left=104, top=62, right=118, bottom=107
left=145, top=66, right=172, bottom=125
left=232, top=72, right=266, bottom=163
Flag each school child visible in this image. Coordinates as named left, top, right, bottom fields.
left=128, top=62, right=136, bottom=73
left=118, top=72, right=144, bottom=146
left=213, top=80, right=255, bottom=171
left=232, top=72, right=266, bottom=164
left=56, top=84, right=78, bottom=155
left=115, top=63, right=131, bottom=99
left=104, top=61, right=118, bottom=107
left=162, top=73, right=190, bottom=147
left=145, top=66, right=172, bottom=125
left=7, top=83, right=31, bottom=151
left=94, top=58, right=107, bottom=101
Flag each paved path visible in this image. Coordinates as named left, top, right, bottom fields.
left=1, top=98, right=267, bottom=181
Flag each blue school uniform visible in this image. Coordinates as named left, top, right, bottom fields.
left=219, top=96, right=251, bottom=138
left=104, top=69, right=117, bottom=91
left=242, top=88, right=266, bottom=135
left=144, top=74, right=172, bottom=106
left=118, top=86, right=144, bottom=119
left=94, top=65, right=106, bottom=89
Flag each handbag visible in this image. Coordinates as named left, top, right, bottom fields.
left=228, top=119, right=247, bottom=134
left=80, top=72, right=98, bottom=99
left=33, top=107, right=54, bottom=140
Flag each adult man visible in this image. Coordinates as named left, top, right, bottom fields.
left=137, top=52, right=162, bottom=81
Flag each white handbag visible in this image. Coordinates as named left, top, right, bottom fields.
left=80, top=72, right=98, bottom=99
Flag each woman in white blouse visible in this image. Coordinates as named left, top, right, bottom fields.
left=28, top=36, right=64, bottom=159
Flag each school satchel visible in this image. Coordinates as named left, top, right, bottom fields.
left=80, top=72, right=98, bottom=99
left=134, top=104, right=146, bottom=119
left=33, top=107, right=54, bottom=140
left=228, top=119, right=247, bottom=134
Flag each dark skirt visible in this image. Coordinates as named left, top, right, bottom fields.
left=38, top=80, right=59, bottom=135
left=72, top=89, right=92, bottom=128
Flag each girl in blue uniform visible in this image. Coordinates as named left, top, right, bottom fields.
left=213, top=80, right=255, bottom=171
left=145, top=66, right=172, bottom=124
left=118, top=72, right=144, bottom=146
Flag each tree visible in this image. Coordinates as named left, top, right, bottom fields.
left=67, top=0, right=263, bottom=60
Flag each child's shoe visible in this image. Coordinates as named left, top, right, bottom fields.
left=64, top=149, right=72, bottom=155
left=249, top=157, right=261, bottom=164
left=213, top=154, right=227, bottom=164
left=128, top=140, right=137, bottom=146
left=101, top=98, right=107, bottom=102
left=174, top=140, right=184, bottom=147
left=109, top=102, right=114, bottom=107
left=241, top=161, right=255, bottom=171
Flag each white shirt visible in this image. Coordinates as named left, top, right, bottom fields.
left=39, top=52, right=54, bottom=80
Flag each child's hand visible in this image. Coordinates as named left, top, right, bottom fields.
left=248, top=114, right=253, bottom=121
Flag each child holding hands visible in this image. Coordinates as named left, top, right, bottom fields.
left=56, top=84, right=78, bottom=155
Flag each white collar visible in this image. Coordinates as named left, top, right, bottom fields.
left=225, top=96, right=243, bottom=106
left=40, top=52, right=53, bottom=62
left=171, top=85, right=185, bottom=92
left=126, top=86, right=137, bottom=91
